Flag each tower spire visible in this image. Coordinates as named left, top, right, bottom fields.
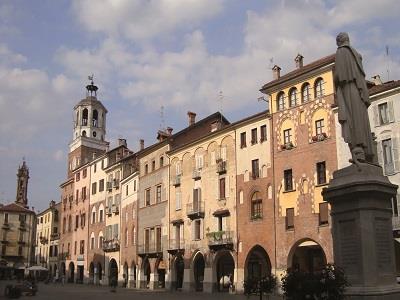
left=15, top=159, right=29, bottom=208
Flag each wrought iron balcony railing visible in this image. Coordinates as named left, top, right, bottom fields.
left=186, top=201, right=205, bottom=219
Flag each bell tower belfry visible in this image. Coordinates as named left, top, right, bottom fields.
left=67, top=76, right=109, bottom=177
left=15, top=159, right=29, bottom=208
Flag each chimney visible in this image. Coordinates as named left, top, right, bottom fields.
left=118, top=138, right=127, bottom=147
left=166, top=127, right=173, bottom=135
left=272, top=65, right=281, bottom=80
left=187, top=111, right=196, bottom=126
left=139, top=139, right=144, bottom=150
left=371, top=75, right=383, bottom=85
left=295, top=54, right=304, bottom=69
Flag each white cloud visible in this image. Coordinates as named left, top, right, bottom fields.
left=72, top=0, right=224, bottom=40
left=0, top=44, right=27, bottom=65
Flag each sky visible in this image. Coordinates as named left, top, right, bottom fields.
left=0, top=0, right=399, bottom=212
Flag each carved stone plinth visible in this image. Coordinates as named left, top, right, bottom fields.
left=323, top=163, right=400, bottom=299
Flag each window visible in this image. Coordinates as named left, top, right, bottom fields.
left=382, top=139, right=394, bottom=174
left=283, top=129, right=292, bottom=144
left=92, top=211, right=96, bottom=224
left=134, top=180, right=137, bottom=191
left=175, top=190, right=182, bottom=210
left=319, top=202, right=329, bottom=225
left=91, top=237, right=95, bottom=249
left=284, top=169, right=293, bottom=191
left=4, top=213, right=8, bottom=223
left=315, top=78, right=324, bottom=98
left=145, top=164, right=148, bottom=174
left=81, top=213, right=86, bottom=228
left=75, top=190, right=79, bottom=203
left=240, top=132, right=247, bottom=148
left=260, top=125, right=267, bottom=142
left=94, top=163, right=97, bottom=173
left=302, top=83, right=310, bottom=102
left=160, top=156, right=164, bottom=167
left=74, top=241, right=77, bottom=255
left=315, top=119, right=324, bottom=135
left=126, top=185, right=129, bottom=196
left=193, top=188, right=201, bottom=210
left=76, top=172, right=80, bottom=182
left=286, top=208, right=294, bottom=230
left=289, top=88, right=297, bottom=107
left=251, top=192, right=263, bottom=219
left=99, top=209, right=103, bottom=222
left=92, top=182, right=97, bottom=195
left=75, top=215, right=79, bottom=230
left=195, top=155, right=203, bottom=170
left=193, top=219, right=201, bottom=240
left=277, top=92, right=285, bottom=111
left=378, top=103, right=389, bottom=125
left=83, top=168, right=87, bottom=178
left=125, top=229, right=129, bottom=247
left=68, top=216, right=72, bottom=232
left=219, top=177, right=226, bottom=200
left=82, top=187, right=87, bottom=200
left=152, top=160, right=156, bottom=171
left=392, top=196, right=399, bottom=216
left=145, top=188, right=151, bottom=206
left=99, top=236, right=104, bottom=248
left=251, top=128, right=258, bottom=145
left=80, top=240, right=85, bottom=255
left=252, top=159, right=259, bottom=179
left=156, top=185, right=162, bottom=203
left=316, top=161, right=326, bottom=185
left=99, top=179, right=104, bottom=192
left=62, top=218, right=66, bottom=233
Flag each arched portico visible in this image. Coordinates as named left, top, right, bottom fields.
left=244, top=245, right=272, bottom=281
left=288, top=239, right=327, bottom=273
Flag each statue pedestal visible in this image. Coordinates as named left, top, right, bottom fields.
left=323, top=163, right=400, bottom=299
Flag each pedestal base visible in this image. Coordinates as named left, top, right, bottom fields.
left=323, top=163, right=400, bottom=299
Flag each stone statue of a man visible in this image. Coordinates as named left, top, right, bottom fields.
left=334, top=32, right=375, bottom=164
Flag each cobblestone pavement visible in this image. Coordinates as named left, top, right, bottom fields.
left=0, top=280, right=284, bottom=300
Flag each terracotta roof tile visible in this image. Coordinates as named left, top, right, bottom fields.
left=0, top=203, right=35, bottom=214
left=369, top=80, right=400, bottom=96
left=260, top=54, right=335, bottom=92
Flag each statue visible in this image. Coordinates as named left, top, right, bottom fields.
left=334, top=32, right=375, bottom=165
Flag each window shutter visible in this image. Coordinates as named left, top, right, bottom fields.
left=200, top=220, right=204, bottom=239
left=377, top=140, right=383, bottom=167
left=319, top=202, right=329, bottom=224
left=393, top=136, right=400, bottom=172
left=373, top=105, right=379, bottom=127
left=286, top=208, right=294, bottom=229
left=221, top=147, right=227, bottom=161
left=388, top=100, right=395, bottom=123
left=225, top=176, right=230, bottom=198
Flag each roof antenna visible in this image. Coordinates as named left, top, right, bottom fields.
left=385, top=45, right=390, bottom=82
left=159, top=105, right=165, bottom=131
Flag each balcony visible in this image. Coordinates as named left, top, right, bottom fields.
left=217, top=160, right=227, bottom=174
left=192, top=169, right=201, bottom=180
left=280, top=142, right=294, bottom=151
left=173, top=175, right=181, bottom=187
left=1, top=239, right=9, bottom=244
left=137, top=242, right=163, bottom=258
left=40, top=236, right=48, bottom=245
left=50, top=233, right=60, bottom=241
left=112, top=204, right=119, bottom=215
left=167, top=239, right=185, bottom=255
left=106, top=182, right=113, bottom=191
left=102, top=238, right=120, bottom=252
left=206, top=230, right=234, bottom=251
left=2, top=222, right=10, bottom=230
left=186, top=201, right=205, bottom=219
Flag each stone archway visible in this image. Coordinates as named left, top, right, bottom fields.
left=68, top=262, right=75, bottom=283
left=193, top=252, right=205, bottom=292
left=89, top=262, right=95, bottom=284
left=214, top=251, right=234, bottom=292
left=156, top=258, right=166, bottom=288
left=288, top=239, right=327, bottom=273
left=244, top=245, right=272, bottom=281
left=109, top=259, right=118, bottom=286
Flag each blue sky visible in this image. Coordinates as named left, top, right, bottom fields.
left=0, top=0, right=399, bottom=211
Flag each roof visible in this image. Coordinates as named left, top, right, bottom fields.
left=369, top=80, right=400, bottom=96
left=74, top=96, right=108, bottom=113
left=260, top=54, right=335, bottom=92
left=0, top=203, right=35, bottom=214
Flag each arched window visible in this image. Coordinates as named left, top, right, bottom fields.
left=289, top=88, right=297, bottom=107
left=63, top=217, right=66, bottom=234
left=251, top=191, right=263, bottom=220
left=82, top=130, right=86, bottom=137
left=76, top=111, right=79, bottom=126
left=68, top=215, right=72, bottom=232
left=92, top=110, right=98, bottom=127
left=160, top=156, right=164, bottom=167
left=315, top=78, right=324, bottom=98
left=276, top=92, right=285, bottom=111
left=302, top=83, right=311, bottom=103
left=82, top=108, right=88, bottom=126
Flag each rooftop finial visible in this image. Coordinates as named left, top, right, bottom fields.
left=86, top=74, right=98, bottom=97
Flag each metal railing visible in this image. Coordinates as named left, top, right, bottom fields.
left=137, top=242, right=163, bottom=255
left=186, top=201, right=205, bottom=217
left=167, top=239, right=185, bottom=250
left=206, top=230, right=234, bottom=247
left=102, top=238, right=120, bottom=252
